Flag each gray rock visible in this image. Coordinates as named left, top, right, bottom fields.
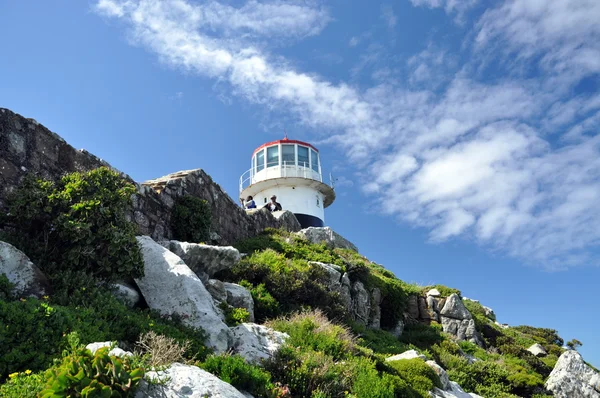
left=110, top=282, right=141, bottom=308
left=441, top=317, right=482, bottom=346
left=386, top=349, right=426, bottom=361
left=406, top=295, right=420, bottom=320
left=135, top=236, right=232, bottom=353
left=369, top=288, right=382, bottom=329
left=427, top=295, right=440, bottom=322
left=224, top=282, right=255, bottom=322
left=351, top=281, right=370, bottom=325
left=135, top=363, right=248, bottom=398
left=427, top=288, right=441, bottom=297
left=206, top=279, right=228, bottom=303
left=440, top=294, right=472, bottom=320
left=427, top=360, right=451, bottom=390
left=545, top=350, right=600, bottom=398
left=296, top=227, right=358, bottom=252
left=161, top=240, right=241, bottom=278
left=231, top=323, right=289, bottom=364
left=0, top=241, right=50, bottom=298
left=85, top=342, right=132, bottom=358
left=483, top=305, right=496, bottom=320
left=527, top=343, right=548, bottom=357
left=431, top=382, right=484, bottom=398
left=418, top=296, right=431, bottom=321
left=390, top=319, right=405, bottom=338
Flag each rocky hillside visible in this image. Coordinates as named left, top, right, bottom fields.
left=0, top=108, right=599, bottom=398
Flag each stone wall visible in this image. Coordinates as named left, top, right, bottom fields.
left=0, top=107, right=301, bottom=244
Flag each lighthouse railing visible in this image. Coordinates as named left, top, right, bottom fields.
left=239, top=162, right=329, bottom=193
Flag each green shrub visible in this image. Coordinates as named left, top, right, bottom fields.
left=227, top=250, right=345, bottom=321
left=399, top=323, right=443, bottom=349
left=267, top=310, right=356, bottom=361
left=422, top=285, right=461, bottom=298
left=0, top=274, right=15, bottom=300
left=239, top=281, right=280, bottom=322
left=0, top=289, right=208, bottom=380
left=201, top=354, right=276, bottom=398
left=40, top=332, right=144, bottom=397
left=171, top=195, right=212, bottom=243
left=3, top=168, right=143, bottom=282
left=352, top=323, right=410, bottom=355
left=447, top=360, right=512, bottom=397
left=386, top=358, right=442, bottom=397
left=0, top=371, right=44, bottom=398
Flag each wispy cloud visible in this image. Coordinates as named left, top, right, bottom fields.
left=409, top=0, right=479, bottom=20
left=380, top=5, right=397, bottom=29
left=95, top=0, right=600, bottom=270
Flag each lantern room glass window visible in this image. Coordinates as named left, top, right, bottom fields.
left=256, top=149, right=265, bottom=172
left=311, top=149, right=319, bottom=172
left=282, top=144, right=295, bottom=165
left=298, top=146, right=309, bottom=168
left=267, top=146, right=279, bottom=168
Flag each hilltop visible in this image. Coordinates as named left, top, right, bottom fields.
left=0, top=108, right=598, bottom=398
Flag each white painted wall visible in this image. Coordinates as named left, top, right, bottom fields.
left=254, top=184, right=325, bottom=222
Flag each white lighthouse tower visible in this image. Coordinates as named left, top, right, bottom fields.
left=239, top=137, right=335, bottom=228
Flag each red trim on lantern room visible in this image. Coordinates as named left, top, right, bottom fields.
left=252, top=139, right=319, bottom=157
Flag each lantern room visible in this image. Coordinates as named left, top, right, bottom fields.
left=239, top=137, right=335, bottom=228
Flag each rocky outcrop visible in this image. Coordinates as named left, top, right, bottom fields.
left=160, top=240, right=241, bottom=278
left=134, top=236, right=232, bottom=353
left=0, top=241, right=50, bottom=298
left=85, top=342, right=133, bottom=358
left=296, top=227, right=358, bottom=252
left=545, top=350, right=600, bottom=398
left=135, top=363, right=248, bottom=398
left=309, top=261, right=352, bottom=311
left=527, top=343, right=548, bottom=357
left=439, top=294, right=482, bottom=346
left=230, top=323, right=289, bottom=364
left=0, top=108, right=111, bottom=210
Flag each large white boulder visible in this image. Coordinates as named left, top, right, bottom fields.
left=135, top=236, right=232, bottom=353
left=440, top=294, right=471, bottom=319
left=135, top=363, right=248, bottom=398
left=230, top=323, right=289, bottom=364
left=545, top=350, right=600, bottom=398
left=0, top=241, right=50, bottom=298
left=386, top=349, right=426, bottom=361
left=426, top=358, right=483, bottom=398
left=160, top=240, right=241, bottom=278
left=527, top=343, right=548, bottom=357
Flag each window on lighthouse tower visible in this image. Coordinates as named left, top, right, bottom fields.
left=282, top=144, right=295, bottom=166
left=267, top=146, right=279, bottom=168
left=311, top=149, right=319, bottom=173
left=256, top=149, right=265, bottom=172
left=298, top=146, right=309, bottom=168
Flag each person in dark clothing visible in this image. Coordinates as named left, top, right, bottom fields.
left=240, top=195, right=257, bottom=209
left=264, top=195, right=282, bottom=211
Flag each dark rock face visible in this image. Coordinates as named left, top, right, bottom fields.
left=0, top=108, right=301, bottom=245
left=0, top=108, right=110, bottom=208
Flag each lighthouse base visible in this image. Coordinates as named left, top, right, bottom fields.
left=294, top=213, right=324, bottom=228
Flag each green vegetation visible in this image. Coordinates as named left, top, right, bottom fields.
left=171, top=195, right=212, bottom=243
left=421, top=285, right=461, bottom=298
left=40, top=332, right=144, bottom=398
left=2, top=167, right=143, bottom=282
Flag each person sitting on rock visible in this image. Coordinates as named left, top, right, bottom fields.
left=264, top=195, right=282, bottom=212
left=240, top=195, right=257, bottom=209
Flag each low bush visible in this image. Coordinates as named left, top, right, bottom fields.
left=40, top=332, right=144, bottom=397
left=0, top=289, right=208, bottom=380
left=171, top=195, right=212, bottom=243
left=267, top=310, right=356, bottom=361
left=135, top=331, right=191, bottom=368
left=400, top=323, right=443, bottom=349
left=422, top=284, right=461, bottom=298
left=352, top=322, right=410, bottom=355
left=386, top=358, right=442, bottom=397
left=219, top=302, right=251, bottom=326
left=201, top=354, right=277, bottom=398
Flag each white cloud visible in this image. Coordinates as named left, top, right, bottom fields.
left=409, top=0, right=479, bottom=19
left=95, top=0, right=600, bottom=270
left=349, top=36, right=359, bottom=47
left=380, top=5, right=397, bottom=29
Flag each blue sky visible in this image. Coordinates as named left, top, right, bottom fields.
left=1, top=1, right=599, bottom=366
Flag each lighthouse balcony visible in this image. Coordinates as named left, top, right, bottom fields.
left=239, top=161, right=332, bottom=192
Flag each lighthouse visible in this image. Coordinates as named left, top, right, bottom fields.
left=239, top=137, right=335, bottom=228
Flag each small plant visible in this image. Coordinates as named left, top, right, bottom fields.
left=0, top=370, right=44, bottom=398
left=218, top=302, right=251, bottom=327
left=0, top=274, right=15, bottom=300
left=171, top=195, right=212, bottom=243
left=566, top=338, right=583, bottom=350
left=136, top=331, right=192, bottom=368
left=40, top=332, right=144, bottom=397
